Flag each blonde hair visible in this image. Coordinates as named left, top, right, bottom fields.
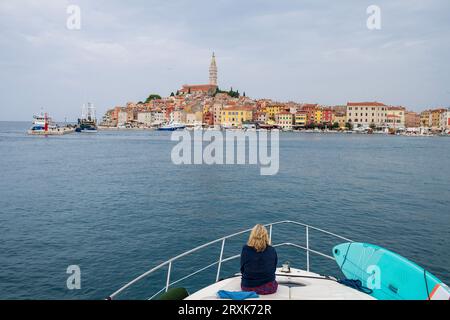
left=247, top=224, right=271, bottom=252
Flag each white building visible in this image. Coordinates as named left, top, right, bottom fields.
left=440, top=109, right=450, bottom=132
left=137, top=112, right=153, bottom=127
left=289, top=106, right=299, bottom=114
left=152, top=112, right=166, bottom=125
left=346, top=102, right=388, bottom=129
left=170, top=110, right=187, bottom=124
left=275, top=112, right=294, bottom=131
left=117, top=111, right=128, bottom=126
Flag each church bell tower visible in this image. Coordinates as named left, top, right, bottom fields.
left=209, top=52, right=218, bottom=86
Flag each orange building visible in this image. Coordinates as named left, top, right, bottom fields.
left=300, top=104, right=318, bottom=124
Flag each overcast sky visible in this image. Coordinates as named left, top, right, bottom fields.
left=1, top=0, right=449, bottom=121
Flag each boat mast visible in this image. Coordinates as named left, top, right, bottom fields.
left=86, top=102, right=96, bottom=122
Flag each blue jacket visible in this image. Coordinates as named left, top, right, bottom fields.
left=240, top=245, right=277, bottom=288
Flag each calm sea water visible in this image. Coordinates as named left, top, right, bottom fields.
left=0, top=121, right=449, bottom=299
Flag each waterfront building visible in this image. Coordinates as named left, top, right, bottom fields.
left=203, top=111, right=214, bottom=126
left=420, top=110, right=432, bottom=128
left=300, top=104, right=318, bottom=124
left=346, top=102, right=388, bottom=129
left=440, top=109, right=450, bottom=132
left=431, top=108, right=446, bottom=130
left=253, top=111, right=268, bottom=124
left=264, top=105, right=285, bottom=120
left=170, top=110, right=187, bottom=124
left=405, top=111, right=420, bottom=128
left=315, top=109, right=323, bottom=124
left=125, top=102, right=139, bottom=122
left=221, top=106, right=253, bottom=127
left=186, top=112, right=203, bottom=126
left=332, top=112, right=347, bottom=129
left=137, top=112, right=153, bottom=127
left=321, top=108, right=333, bottom=124
left=275, top=112, right=294, bottom=130
left=111, top=107, right=122, bottom=124
left=152, top=112, right=166, bottom=125
left=295, top=112, right=307, bottom=127
left=101, top=113, right=113, bottom=127
left=386, top=106, right=406, bottom=129
left=117, top=111, right=128, bottom=126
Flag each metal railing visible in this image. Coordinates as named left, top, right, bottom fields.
left=108, top=220, right=353, bottom=300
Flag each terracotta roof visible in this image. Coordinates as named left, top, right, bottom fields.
left=180, top=84, right=217, bottom=92
left=223, top=106, right=254, bottom=111
left=431, top=108, right=447, bottom=113
left=387, top=106, right=406, bottom=110
left=347, top=102, right=387, bottom=107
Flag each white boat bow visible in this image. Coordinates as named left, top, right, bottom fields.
left=108, top=221, right=376, bottom=300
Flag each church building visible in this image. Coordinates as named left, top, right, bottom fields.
left=179, top=53, right=218, bottom=95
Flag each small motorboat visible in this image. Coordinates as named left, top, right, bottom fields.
left=157, top=123, right=186, bottom=131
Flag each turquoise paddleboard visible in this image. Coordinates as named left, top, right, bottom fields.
left=333, top=242, right=450, bottom=300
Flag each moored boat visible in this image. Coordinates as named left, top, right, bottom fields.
left=28, top=112, right=75, bottom=135
left=157, top=122, right=186, bottom=131
left=76, top=103, right=98, bottom=133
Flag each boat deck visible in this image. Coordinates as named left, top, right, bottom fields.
left=186, top=268, right=374, bottom=300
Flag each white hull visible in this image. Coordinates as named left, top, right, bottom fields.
left=186, top=267, right=374, bottom=300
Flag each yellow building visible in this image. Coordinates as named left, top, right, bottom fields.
left=295, top=112, right=307, bottom=127
left=203, top=104, right=211, bottom=114
left=332, top=112, right=347, bottom=129
left=386, top=107, right=405, bottom=129
left=431, top=109, right=446, bottom=129
left=221, top=107, right=253, bottom=127
left=264, top=105, right=284, bottom=120
left=315, top=109, right=323, bottom=123
left=420, top=110, right=431, bottom=127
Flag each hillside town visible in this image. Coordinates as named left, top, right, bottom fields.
left=100, top=53, right=450, bottom=135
